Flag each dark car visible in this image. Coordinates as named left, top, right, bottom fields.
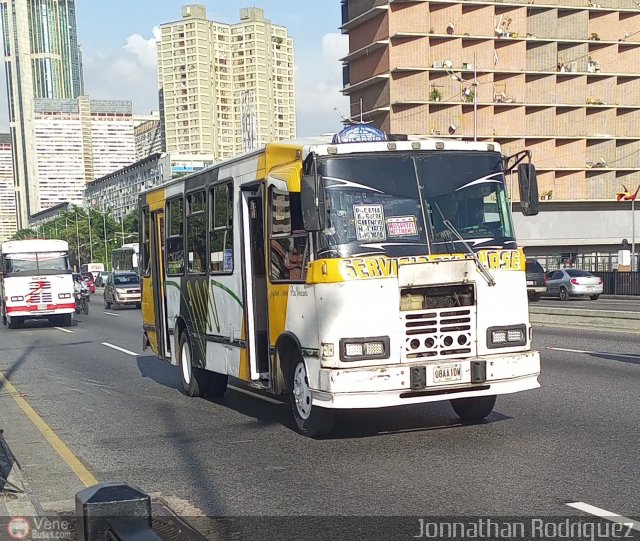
left=81, top=272, right=96, bottom=294
left=104, top=271, right=141, bottom=309
left=525, top=258, right=546, bottom=302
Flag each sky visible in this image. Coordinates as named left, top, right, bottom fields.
left=0, top=0, right=350, bottom=137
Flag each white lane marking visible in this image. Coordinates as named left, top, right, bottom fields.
left=228, top=384, right=283, bottom=405
left=566, top=502, right=640, bottom=532
left=101, top=342, right=139, bottom=357
left=103, top=312, right=120, bottom=317
left=54, top=327, right=74, bottom=334
left=547, top=347, right=640, bottom=360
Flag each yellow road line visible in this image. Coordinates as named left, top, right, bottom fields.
left=0, top=371, right=98, bottom=487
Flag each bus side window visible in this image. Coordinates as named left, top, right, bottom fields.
left=269, top=189, right=308, bottom=283
left=186, top=191, right=206, bottom=274
left=209, top=182, right=233, bottom=273
left=166, top=197, right=185, bottom=276
left=141, top=207, right=151, bottom=277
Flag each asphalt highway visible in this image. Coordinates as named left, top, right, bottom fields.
left=0, top=294, right=638, bottom=523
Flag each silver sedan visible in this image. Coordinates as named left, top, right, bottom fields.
left=544, top=269, right=603, bottom=301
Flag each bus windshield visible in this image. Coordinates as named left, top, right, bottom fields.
left=316, top=151, right=515, bottom=258
left=3, top=252, right=71, bottom=274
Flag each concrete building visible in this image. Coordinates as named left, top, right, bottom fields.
left=84, top=152, right=215, bottom=221
left=28, top=202, right=71, bottom=230
left=0, top=0, right=84, bottom=228
left=340, top=0, right=640, bottom=261
left=0, top=133, right=16, bottom=241
left=158, top=5, right=296, bottom=160
left=33, top=98, right=135, bottom=210
left=134, top=111, right=163, bottom=161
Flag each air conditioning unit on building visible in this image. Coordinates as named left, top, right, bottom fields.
left=433, top=60, right=444, bottom=68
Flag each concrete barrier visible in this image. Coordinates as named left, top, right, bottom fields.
left=529, top=305, right=640, bottom=332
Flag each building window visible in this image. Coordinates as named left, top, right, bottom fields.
left=166, top=197, right=184, bottom=275
left=186, top=191, right=206, bottom=274
left=269, top=189, right=308, bottom=283
left=209, top=182, right=233, bottom=273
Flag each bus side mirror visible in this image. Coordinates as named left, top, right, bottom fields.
left=301, top=174, right=326, bottom=231
left=518, top=163, right=539, bottom=216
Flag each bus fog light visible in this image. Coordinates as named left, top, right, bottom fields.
left=507, top=329, right=524, bottom=342
left=364, top=341, right=384, bottom=355
left=345, top=343, right=364, bottom=357
left=10, top=296, right=23, bottom=302
left=492, top=330, right=507, bottom=344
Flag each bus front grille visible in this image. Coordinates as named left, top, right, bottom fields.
left=402, top=306, right=476, bottom=360
left=27, top=281, right=52, bottom=304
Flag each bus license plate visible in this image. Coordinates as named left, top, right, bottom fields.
left=38, top=304, right=47, bottom=311
left=433, top=363, right=462, bottom=384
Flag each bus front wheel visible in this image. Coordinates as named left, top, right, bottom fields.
left=7, top=316, right=23, bottom=329
left=450, top=395, right=497, bottom=423
left=289, top=360, right=334, bottom=438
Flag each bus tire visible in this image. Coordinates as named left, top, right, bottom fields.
left=60, top=313, right=72, bottom=327
left=178, top=331, right=210, bottom=398
left=7, top=316, right=23, bottom=329
left=450, top=395, right=497, bottom=423
left=289, top=360, right=334, bottom=438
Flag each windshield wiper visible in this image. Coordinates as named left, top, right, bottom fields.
left=433, top=203, right=496, bottom=287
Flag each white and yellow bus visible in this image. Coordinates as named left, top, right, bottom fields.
left=140, top=127, right=541, bottom=436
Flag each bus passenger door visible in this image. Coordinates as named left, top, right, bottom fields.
left=241, top=186, right=270, bottom=380
left=152, top=210, right=170, bottom=358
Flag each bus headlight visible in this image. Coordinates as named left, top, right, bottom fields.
left=487, top=325, right=526, bottom=348
left=58, top=293, right=71, bottom=299
left=10, top=296, right=23, bottom=302
left=339, top=337, right=389, bottom=361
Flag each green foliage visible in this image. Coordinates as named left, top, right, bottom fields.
left=429, top=87, right=442, bottom=102
left=11, top=205, right=139, bottom=271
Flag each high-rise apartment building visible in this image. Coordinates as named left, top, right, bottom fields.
left=33, top=98, right=135, bottom=209
left=341, top=0, right=640, bottom=202
left=0, top=133, right=16, bottom=241
left=158, top=5, right=296, bottom=160
left=0, top=0, right=84, bottom=228
left=134, top=111, right=163, bottom=161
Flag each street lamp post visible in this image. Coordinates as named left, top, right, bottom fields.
left=102, top=211, right=108, bottom=271
left=87, top=209, right=93, bottom=263
left=75, top=210, right=81, bottom=269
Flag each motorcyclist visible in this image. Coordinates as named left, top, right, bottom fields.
left=73, top=274, right=89, bottom=295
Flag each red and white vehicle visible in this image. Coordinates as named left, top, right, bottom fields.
left=0, top=239, right=75, bottom=328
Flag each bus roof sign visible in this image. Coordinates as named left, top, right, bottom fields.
left=331, top=124, right=387, bottom=144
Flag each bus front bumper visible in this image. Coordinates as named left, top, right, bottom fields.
left=311, top=350, right=540, bottom=409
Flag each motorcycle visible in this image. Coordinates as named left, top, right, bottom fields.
left=74, top=290, right=90, bottom=315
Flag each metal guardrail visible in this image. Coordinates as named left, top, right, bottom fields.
left=591, top=271, right=640, bottom=296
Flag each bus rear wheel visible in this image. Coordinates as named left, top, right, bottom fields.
left=450, top=395, right=497, bottom=423
left=289, top=360, right=334, bottom=438
left=178, top=331, right=227, bottom=397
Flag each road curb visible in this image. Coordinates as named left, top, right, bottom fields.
left=0, top=429, right=45, bottom=518
left=529, top=307, right=640, bottom=332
